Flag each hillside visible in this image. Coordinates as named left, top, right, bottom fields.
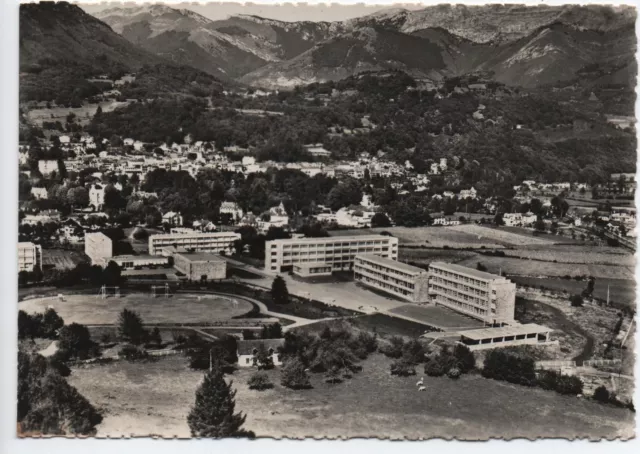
left=20, top=2, right=224, bottom=104
left=93, top=6, right=343, bottom=79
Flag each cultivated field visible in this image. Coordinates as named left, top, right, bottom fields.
left=68, top=354, right=635, bottom=439
left=18, top=293, right=253, bottom=325
left=330, top=227, right=504, bottom=248
left=388, top=305, right=484, bottom=330
left=512, top=276, right=636, bottom=307
left=447, top=224, right=557, bottom=246
left=42, top=248, right=87, bottom=270
left=501, top=247, right=634, bottom=267
left=399, top=248, right=476, bottom=265
left=26, top=100, right=130, bottom=127
left=457, top=255, right=635, bottom=280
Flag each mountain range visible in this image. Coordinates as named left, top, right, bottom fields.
left=21, top=2, right=637, bottom=92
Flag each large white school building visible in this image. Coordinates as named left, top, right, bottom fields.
left=353, top=254, right=430, bottom=303
left=265, top=235, right=399, bottom=273
left=148, top=231, right=241, bottom=255
left=427, top=262, right=516, bottom=325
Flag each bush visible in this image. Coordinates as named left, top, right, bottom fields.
left=555, top=375, right=583, bottom=395
left=390, top=360, right=416, bottom=377
left=570, top=294, right=584, bottom=307
left=453, top=344, right=475, bottom=373
left=57, top=323, right=100, bottom=361
left=482, top=350, right=536, bottom=387
left=593, top=385, right=611, bottom=403
left=281, top=358, right=312, bottom=389
left=447, top=367, right=461, bottom=379
left=356, top=331, right=378, bottom=354
left=401, top=339, right=427, bottom=365
left=424, top=358, right=447, bottom=377
left=118, top=344, right=150, bottom=362
left=247, top=372, right=273, bottom=390
left=379, top=336, right=404, bottom=359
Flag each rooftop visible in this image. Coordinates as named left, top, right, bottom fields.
left=429, top=261, right=509, bottom=282
left=175, top=252, right=226, bottom=262
left=268, top=235, right=396, bottom=245
left=151, top=231, right=240, bottom=239
left=237, top=339, right=284, bottom=356
left=356, top=254, right=426, bottom=274
left=460, top=323, right=552, bottom=340
left=112, top=254, right=166, bottom=261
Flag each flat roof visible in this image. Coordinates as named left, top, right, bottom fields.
left=429, top=261, right=508, bottom=282
left=151, top=232, right=240, bottom=239
left=112, top=254, right=167, bottom=261
left=356, top=254, right=426, bottom=274
left=268, top=235, right=396, bottom=245
left=460, top=323, right=552, bottom=340
left=175, top=252, right=226, bottom=262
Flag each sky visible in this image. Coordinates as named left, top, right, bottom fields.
left=79, top=1, right=425, bottom=22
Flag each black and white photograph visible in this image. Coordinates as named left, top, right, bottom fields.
left=10, top=0, right=639, bottom=441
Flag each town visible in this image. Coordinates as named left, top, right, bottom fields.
left=14, top=1, right=636, bottom=442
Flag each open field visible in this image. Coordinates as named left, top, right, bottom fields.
left=512, top=276, right=636, bottom=307
left=42, top=248, right=87, bottom=270
left=68, top=354, right=634, bottom=439
left=18, top=293, right=253, bottom=325
left=388, top=305, right=485, bottom=330
left=448, top=224, right=558, bottom=246
left=457, top=255, right=635, bottom=280
left=329, top=227, right=504, bottom=248
left=26, top=100, right=130, bottom=127
left=501, top=247, right=634, bottom=267
left=399, top=248, right=476, bottom=265
left=298, top=314, right=432, bottom=338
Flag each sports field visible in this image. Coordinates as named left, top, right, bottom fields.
left=330, top=227, right=504, bottom=248
left=68, top=354, right=634, bottom=439
left=18, top=293, right=253, bottom=325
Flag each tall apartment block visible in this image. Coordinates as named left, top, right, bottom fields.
left=427, top=262, right=516, bottom=324
left=18, top=242, right=42, bottom=272
left=148, top=232, right=241, bottom=255
left=265, top=235, right=399, bottom=273
left=353, top=254, right=430, bottom=303
left=85, top=232, right=114, bottom=266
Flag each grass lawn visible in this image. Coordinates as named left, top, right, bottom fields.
left=348, top=313, right=436, bottom=338
left=68, top=354, right=634, bottom=439
left=42, top=248, right=87, bottom=270
left=388, top=305, right=484, bottom=330
left=18, top=293, right=253, bottom=325
left=449, top=224, right=556, bottom=246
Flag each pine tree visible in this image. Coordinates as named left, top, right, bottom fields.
left=187, top=369, right=248, bottom=438
left=117, top=309, right=147, bottom=345
left=271, top=276, right=289, bottom=305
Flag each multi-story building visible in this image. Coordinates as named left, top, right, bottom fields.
left=89, top=184, right=106, bottom=210
left=148, top=232, right=240, bottom=255
left=427, top=262, right=516, bottom=324
left=18, top=242, right=42, bottom=272
left=85, top=232, right=113, bottom=266
left=353, top=254, right=430, bottom=303
left=265, top=235, right=398, bottom=273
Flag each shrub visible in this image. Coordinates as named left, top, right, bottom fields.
left=482, top=350, right=536, bottom=387
left=356, top=331, right=378, bottom=354
left=118, top=344, right=149, bottom=362
left=57, top=323, right=100, bottom=361
left=453, top=344, right=475, bottom=373
left=247, top=372, right=273, bottom=390
left=281, top=358, right=312, bottom=389
left=390, top=360, right=416, bottom=377
left=401, top=339, right=427, bottom=365
left=424, top=358, right=447, bottom=377
left=447, top=367, right=461, bottom=379
left=570, top=294, right=584, bottom=307
left=593, top=385, right=611, bottom=403
left=555, top=375, right=583, bottom=395
left=379, top=336, right=404, bottom=358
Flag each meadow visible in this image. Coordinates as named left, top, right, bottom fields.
left=42, top=248, right=87, bottom=270
left=26, top=100, right=130, bottom=127
left=68, top=354, right=635, bottom=439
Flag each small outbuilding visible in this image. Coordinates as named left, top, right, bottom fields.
left=459, top=323, right=554, bottom=351
left=237, top=339, right=285, bottom=368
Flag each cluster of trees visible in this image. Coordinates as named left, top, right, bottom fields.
left=18, top=351, right=103, bottom=435
left=33, top=260, right=123, bottom=288
left=279, top=326, right=377, bottom=385
left=18, top=308, right=64, bottom=340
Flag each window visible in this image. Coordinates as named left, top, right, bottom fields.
left=245, top=358, right=250, bottom=364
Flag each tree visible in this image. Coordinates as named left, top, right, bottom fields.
left=453, top=344, right=475, bottom=373
left=41, top=308, right=64, bottom=339
left=248, top=372, right=273, bottom=390
left=117, top=309, right=147, bottom=345
left=593, top=385, right=611, bottom=403
left=149, top=327, right=162, bottom=346
left=252, top=344, right=275, bottom=370
left=271, top=276, right=289, bottom=305
left=18, top=310, right=43, bottom=339
left=102, top=260, right=122, bottom=286
left=280, top=358, right=312, bottom=389
left=261, top=323, right=283, bottom=339
left=187, top=368, right=250, bottom=438
left=371, top=212, right=391, bottom=228
left=57, top=323, right=99, bottom=360
left=570, top=294, right=584, bottom=307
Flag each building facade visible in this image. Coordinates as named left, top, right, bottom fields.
left=18, top=242, right=42, bottom=272
left=111, top=255, right=169, bottom=270
left=353, top=254, right=430, bottom=303
left=428, top=262, right=516, bottom=324
left=293, top=262, right=333, bottom=278
left=265, top=235, right=399, bottom=273
left=85, top=232, right=113, bottom=266
left=173, top=252, right=227, bottom=281
left=459, top=323, right=553, bottom=351
left=236, top=339, right=284, bottom=368
left=148, top=232, right=240, bottom=255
